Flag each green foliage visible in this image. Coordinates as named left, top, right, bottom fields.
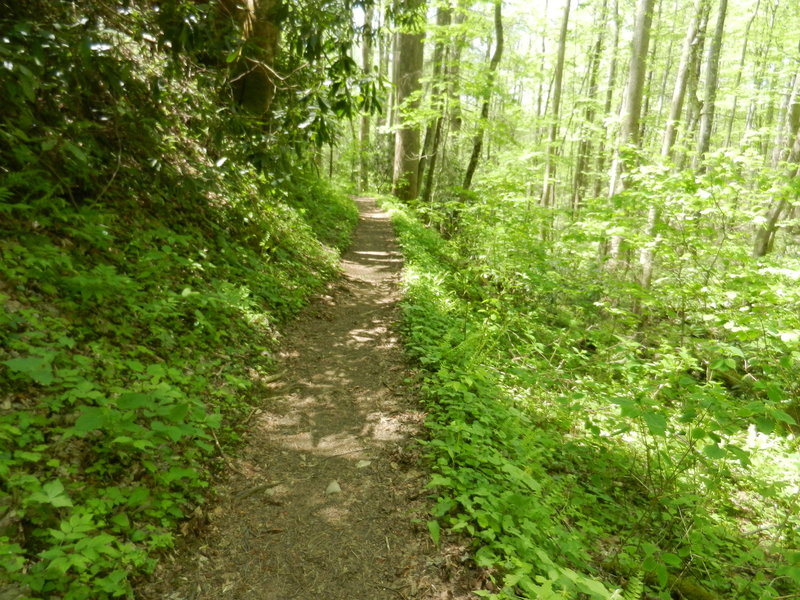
left=0, top=2, right=360, bottom=598
left=385, top=195, right=800, bottom=600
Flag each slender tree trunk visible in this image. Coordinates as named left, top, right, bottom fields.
left=695, top=0, right=727, bottom=168
left=418, top=3, right=451, bottom=196
left=772, top=68, right=800, bottom=167
left=535, top=0, right=549, bottom=125
left=392, top=0, right=426, bottom=200
left=448, top=1, right=468, bottom=134
left=661, top=0, right=708, bottom=159
left=675, top=3, right=710, bottom=170
left=744, top=2, right=777, bottom=144
left=462, top=0, right=503, bottom=192
left=753, top=67, right=800, bottom=257
left=593, top=0, right=620, bottom=199
left=540, top=0, right=571, bottom=208
left=638, top=0, right=664, bottom=145
left=359, top=4, right=375, bottom=191
left=653, top=0, right=679, bottom=140
left=724, top=0, right=759, bottom=147
left=571, top=0, right=606, bottom=215
left=608, top=0, right=656, bottom=196
left=641, top=0, right=708, bottom=295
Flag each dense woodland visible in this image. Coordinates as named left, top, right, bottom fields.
left=1, top=1, right=799, bottom=599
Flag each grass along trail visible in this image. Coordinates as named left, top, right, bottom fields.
left=139, top=197, right=480, bottom=600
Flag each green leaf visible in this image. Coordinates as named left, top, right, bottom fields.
left=766, top=384, right=784, bottom=403
left=703, top=444, right=726, bottom=459
left=117, top=393, right=150, bottom=410
left=427, top=520, right=440, bottom=545
left=110, top=513, right=130, bottom=529
left=73, top=407, right=106, bottom=433
left=63, top=141, right=88, bottom=163
left=754, top=416, right=774, bottom=434
left=30, top=479, right=73, bottom=508
left=771, top=409, right=797, bottom=426
left=661, top=552, right=681, bottom=567
left=3, top=355, right=55, bottom=385
left=655, top=564, right=668, bottom=588
left=643, top=411, right=667, bottom=436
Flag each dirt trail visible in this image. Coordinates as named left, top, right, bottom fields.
left=141, top=198, right=480, bottom=600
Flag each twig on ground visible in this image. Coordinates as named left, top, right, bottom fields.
left=369, top=583, right=407, bottom=599
left=211, top=429, right=245, bottom=475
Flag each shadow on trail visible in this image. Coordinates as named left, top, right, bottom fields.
left=146, top=197, right=475, bottom=600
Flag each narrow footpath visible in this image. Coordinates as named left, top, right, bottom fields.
left=141, top=198, right=480, bottom=600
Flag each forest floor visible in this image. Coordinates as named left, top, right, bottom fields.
left=138, top=197, right=482, bottom=600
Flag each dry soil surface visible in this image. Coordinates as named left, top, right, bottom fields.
left=139, top=197, right=484, bottom=600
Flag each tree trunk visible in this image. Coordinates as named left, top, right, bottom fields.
left=772, top=69, right=800, bottom=167
left=229, top=0, right=285, bottom=117
left=744, top=2, right=777, bottom=146
left=448, top=1, right=468, bottom=134
left=359, top=4, right=375, bottom=191
left=462, top=0, right=503, bottom=192
left=418, top=3, right=452, bottom=198
left=694, top=0, right=727, bottom=168
left=606, top=0, right=655, bottom=274
left=392, top=0, right=426, bottom=200
left=753, top=69, right=800, bottom=257
left=724, top=0, right=759, bottom=147
left=640, top=0, right=708, bottom=295
left=608, top=0, right=656, bottom=196
left=593, top=0, right=620, bottom=199
left=571, top=0, right=607, bottom=215
left=540, top=0, right=571, bottom=208
left=661, top=0, right=708, bottom=159
left=674, top=3, right=710, bottom=170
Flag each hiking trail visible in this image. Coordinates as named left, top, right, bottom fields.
left=139, top=197, right=481, bottom=600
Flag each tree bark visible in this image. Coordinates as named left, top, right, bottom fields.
left=229, top=0, right=285, bottom=117
left=753, top=68, right=800, bottom=257
left=661, top=0, right=708, bottom=159
left=540, top=0, right=571, bottom=208
left=593, top=0, right=620, bottom=199
left=462, top=0, right=503, bottom=192
left=695, top=0, right=727, bottom=168
left=392, top=0, right=426, bottom=200
left=418, top=3, right=452, bottom=200
left=359, top=4, right=375, bottom=191
left=571, top=0, right=607, bottom=215
left=608, top=0, right=656, bottom=196
left=724, top=0, right=759, bottom=147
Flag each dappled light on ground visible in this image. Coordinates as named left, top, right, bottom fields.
left=141, top=198, right=483, bottom=600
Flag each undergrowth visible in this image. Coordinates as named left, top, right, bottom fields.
left=384, top=198, right=800, bottom=600
left=0, top=5, right=357, bottom=599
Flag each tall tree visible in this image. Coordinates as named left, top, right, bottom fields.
left=593, top=0, right=620, bottom=198
left=608, top=0, right=656, bottom=196
left=392, top=0, right=426, bottom=200
left=540, top=0, right=571, bottom=208
left=695, top=0, right=728, bottom=167
left=724, top=0, right=760, bottom=147
left=227, top=0, right=285, bottom=117
left=359, top=4, right=375, bottom=191
left=571, top=0, right=607, bottom=215
left=661, top=0, right=709, bottom=159
left=462, top=0, right=504, bottom=192
left=420, top=1, right=453, bottom=203
left=753, top=65, right=800, bottom=258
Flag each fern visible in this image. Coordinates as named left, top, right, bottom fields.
left=623, top=571, right=644, bottom=600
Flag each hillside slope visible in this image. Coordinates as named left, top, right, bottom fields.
left=0, top=4, right=356, bottom=598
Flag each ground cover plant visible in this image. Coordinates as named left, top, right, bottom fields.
left=383, top=196, right=800, bottom=600
left=0, top=2, right=363, bottom=598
